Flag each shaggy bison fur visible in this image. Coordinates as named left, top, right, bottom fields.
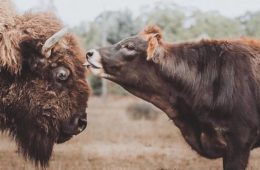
left=0, top=0, right=89, bottom=167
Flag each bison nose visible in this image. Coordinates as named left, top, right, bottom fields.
left=61, top=113, right=87, bottom=136
left=72, top=113, right=87, bottom=134
left=77, top=117, right=87, bottom=133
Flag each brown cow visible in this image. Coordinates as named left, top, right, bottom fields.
left=0, top=0, right=89, bottom=167
left=86, top=25, right=260, bottom=170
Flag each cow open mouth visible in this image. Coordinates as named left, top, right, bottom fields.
left=85, top=50, right=117, bottom=81
left=84, top=51, right=103, bottom=69
left=84, top=59, right=101, bottom=69
left=84, top=49, right=105, bottom=73
left=83, top=58, right=106, bottom=77
left=84, top=60, right=101, bottom=69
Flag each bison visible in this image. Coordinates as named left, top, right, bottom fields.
left=0, top=0, right=89, bottom=167
left=86, top=25, right=260, bottom=170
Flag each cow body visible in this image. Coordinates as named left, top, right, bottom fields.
left=86, top=26, right=260, bottom=170
left=0, top=0, right=89, bottom=167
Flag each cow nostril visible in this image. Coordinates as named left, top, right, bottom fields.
left=86, top=51, right=94, bottom=58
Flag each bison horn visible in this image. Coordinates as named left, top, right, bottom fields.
left=41, top=27, right=68, bottom=58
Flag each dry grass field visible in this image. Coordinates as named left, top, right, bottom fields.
left=1, top=95, right=260, bottom=170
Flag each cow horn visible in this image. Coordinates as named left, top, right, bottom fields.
left=41, top=27, right=68, bottom=58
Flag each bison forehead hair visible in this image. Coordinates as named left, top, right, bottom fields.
left=0, top=1, right=90, bottom=167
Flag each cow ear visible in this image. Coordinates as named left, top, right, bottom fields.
left=0, top=30, right=22, bottom=74
left=146, top=33, right=164, bottom=62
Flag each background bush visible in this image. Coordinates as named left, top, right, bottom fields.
left=126, top=102, right=160, bottom=121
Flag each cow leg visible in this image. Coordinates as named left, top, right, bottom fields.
left=223, top=146, right=250, bottom=170
left=173, top=118, right=203, bottom=153
left=223, top=127, right=258, bottom=170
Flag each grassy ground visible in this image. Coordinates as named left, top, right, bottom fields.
left=1, top=95, right=260, bottom=170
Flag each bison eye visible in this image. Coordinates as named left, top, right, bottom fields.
left=52, top=66, right=70, bottom=81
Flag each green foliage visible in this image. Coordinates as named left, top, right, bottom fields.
left=88, top=75, right=127, bottom=96
left=239, top=11, right=260, bottom=38
left=107, top=82, right=128, bottom=96
left=88, top=75, right=102, bottom=96
left=126, top=102, right=160, bottom=121
left=187, top=11, right=243, bottom=39
left=140, top=3, right=187, bottom=41
left=99, top=10, right=139, bottom=44
left=74, top=10, right=142, bottom=49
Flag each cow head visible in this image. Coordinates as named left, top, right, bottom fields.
left=85, top=25, right=175, bottom=116
left=0, top=13, right=89, bottom=167
left=85, top=25, right=168, bottom=95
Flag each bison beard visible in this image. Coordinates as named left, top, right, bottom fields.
left=0, top=1, right=89, bottom=167
left=0, top=95, right=55, bottom=167
left=11, top=120, right=56, bottom=167
left=0, top=79, right=63, bottom=167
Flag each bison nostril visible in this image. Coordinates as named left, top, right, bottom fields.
left=57, top=71, right=66, bottom=80
left=54, top=66, right=70, bottom=81
left=78, top=118, right=87, bottom=132
left=86, top=51, right=94, bottom=58
left=61, top=114, right=87, bottom=136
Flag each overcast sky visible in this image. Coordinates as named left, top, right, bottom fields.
left=13, top=0, right=260, bottom=26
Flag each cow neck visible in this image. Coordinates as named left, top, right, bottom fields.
left=122, top=74, right=178, bottom=120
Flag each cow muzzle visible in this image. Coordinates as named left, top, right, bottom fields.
left=85, top=49, right=114, bottom=79
left=85, top=49, right=102, bottom=69
left=84, top=49, right=105, bottom=76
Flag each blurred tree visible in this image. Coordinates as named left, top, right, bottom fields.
left=75, top=10, right=140, bottom=49
left=88, top=75, right=102, bottom=96
left=239, top=11, right=260, bottom=38
left=188, top=11, right=243, bottom=39
left=140, top=3, right=187, bottom=41
left=105, top=11, right=139, bottom=44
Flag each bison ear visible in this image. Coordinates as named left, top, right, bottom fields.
left=20, top=39, right=48, bottom=72
left=0, top=30, right=22, bottom=74
left=146, top=33, right=164, bottom=62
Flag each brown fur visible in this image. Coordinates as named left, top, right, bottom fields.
left=89, top=25, right=260, bottom=169
left=140, top=25, right=164, bottom=61
left=140, top=25, right=162, bottom=38
left=0, top=0, right=89, bottom=167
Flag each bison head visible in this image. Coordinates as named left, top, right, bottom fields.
left=0, top=13, right=89, bottom=166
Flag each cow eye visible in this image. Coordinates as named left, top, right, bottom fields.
left=52, top=66, right=70, bottom=82
left=124, top=43, right=135, bottom=51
